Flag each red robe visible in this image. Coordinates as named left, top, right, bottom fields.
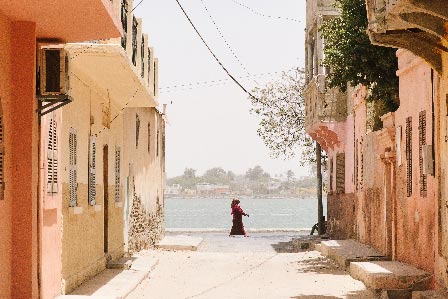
left=230, top=205, right=247, bottom=235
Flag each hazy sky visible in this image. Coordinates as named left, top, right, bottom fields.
left=137, top=0, right=307, bottom=177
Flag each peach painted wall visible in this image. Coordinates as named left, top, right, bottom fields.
left=393, top=50, right=437, bottom=274
left=40, top=110, right=63, bottom=299
left=10, top=21, right=39, bottom=299
left=0, top=11, right=12, bottom=299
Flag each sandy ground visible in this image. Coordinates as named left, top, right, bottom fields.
left=127, top=233, right=376, bottom=299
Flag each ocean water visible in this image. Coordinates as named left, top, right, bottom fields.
left=164, top=197, right=327, bottom=232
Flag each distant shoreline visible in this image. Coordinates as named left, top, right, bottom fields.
left=166, top=228, right=312, bottom=233
left=165, top=194, right=317, bottom=200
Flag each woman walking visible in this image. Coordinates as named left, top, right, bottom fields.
left=229, top=198, right=249, bottom=236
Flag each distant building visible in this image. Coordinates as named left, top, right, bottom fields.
left=165, top=184, right=182, bottom=196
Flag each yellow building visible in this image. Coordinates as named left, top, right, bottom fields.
left=38, top=0, right=165, bottom=294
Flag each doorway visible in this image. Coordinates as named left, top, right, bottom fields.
left=103, top=145, right=109, bottom=254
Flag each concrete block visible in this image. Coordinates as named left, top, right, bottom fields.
left=106, top=257, right=132, bottom=270
left=350, top=261, right=431, bottom=291
left=157, top=235, right=203, bottom=251
left=320, top=239, right=389, bottom=269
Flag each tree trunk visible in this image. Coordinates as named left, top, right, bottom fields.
left=316, top=142, right=324, bottom=235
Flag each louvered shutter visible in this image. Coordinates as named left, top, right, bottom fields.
left=406, top=117, right=412, bottom=197
left=419, top=111, right=427, bottom=196
left=46, top=112, right=58, bottom=194
left=52, top=114, right=58, bottom=193
left=336, top=153, right=345, bottom=193
left=89, top=136, right=97, bottom=205
left=115, top=147, right=121, bottom=202
left=0, top=99, right=4, bottom=200
left=69, top=128, right=78, bottom=207
left=47, top=117, right=54, bottom=193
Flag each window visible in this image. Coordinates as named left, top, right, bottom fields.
left=329, top=158, right=333, bottom=193
left=121, top=0, right=128, bottom=49
left=141, top=35, right=145, bottom=78
left=136, top=114, right=140, bottom=148
left=47, top=112, right=58, bottom=194
left=156, top=128, right=159, bottom=157
left=132, top=16, right=138, bottom=66
left=336, top=153, right=345, bottom=193
left=406, top=117, right=412, bottom=197
left=115, top=147, right=121, bottom=202
left=88, top=136, right=97, bottom=206
left=147, top=48, right=151, bottom=86
left=354, top=139, right=358, bottom=191
left=419, top=111, right=427, bottom=196
left=69, top=128, right=77, bottom=207
left=147, top=122, right=151, bottom=153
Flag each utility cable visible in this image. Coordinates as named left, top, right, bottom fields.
left=199, top=0, right=256, bottom=84
left=230, top=0, right=301, bottom=23
left=174, top=0, right=258, bottom=101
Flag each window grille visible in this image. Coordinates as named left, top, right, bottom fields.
left=136, top=114, right=140, bottom=148
left=147, top=122, right=151, bottom=154
left=47, top=112, right=58, bottom=194
left=406, top=117, right=412, bottom=197
left=336, top=153, right=345, bottom=193
left=419, top=111, right=427, bottom=196
left=0, top=99, right=4, bottom=200
left=329, top=158, right=333, bottom=192
left=115, top=147, right=121, bottom=202
left=69, top=128, right=78, bottom=206
left=88, top=136, right=97, bottom=205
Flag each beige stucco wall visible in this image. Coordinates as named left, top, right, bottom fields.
left=123, top=107, right=165, bottom=252
left=60, top=74, right=125, bottom=293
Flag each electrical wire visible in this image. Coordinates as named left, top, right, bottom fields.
left=132, top=0, right=145, bottom=12
left=159, top=67, right=297, bottom=93
left=199, top=0, right=255, bottom=83
left=174, top=0, right=258, bottom=101
left=230, top=0, right=301, bottom=23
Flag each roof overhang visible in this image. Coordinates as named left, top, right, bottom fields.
left=1, top=0, right=121, bottom=42
left=66, top=43, right=157, bottom=108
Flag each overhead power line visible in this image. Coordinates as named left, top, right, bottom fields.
left=174, top=0, right=258, bottom=100
left=199, top=0, right=254, bottom=82
left=230, top=0, right=301, bottom=23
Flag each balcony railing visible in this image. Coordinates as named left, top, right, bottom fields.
left=131, top=16, right=138, bottom=66
left=304, top=75, right=347, bottom=131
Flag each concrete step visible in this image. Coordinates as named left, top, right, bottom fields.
left=106, top=257, right=133, bottom=270
left=412, top=290, right=448, bottom=299
left=350, top=261, right=431, bottom=292
left=320, top=239, right=389, bottom=269
left=157, top=235, right=203, bottom=251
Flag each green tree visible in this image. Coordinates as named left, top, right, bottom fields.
left=319, top=0, right=398, bottom=111
left=250, top=68, right=325, bottom=234
left=183, top=168, right=196, bottom=179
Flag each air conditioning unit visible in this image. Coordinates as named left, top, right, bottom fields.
left=37, top=45, right=69, bottom=96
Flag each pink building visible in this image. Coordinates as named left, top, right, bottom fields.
left=305, top=0, right=448, bottom=290
left=0, top=1, right=120, bottom=298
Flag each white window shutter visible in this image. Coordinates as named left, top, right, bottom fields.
left=89, top=135, right=97, bottom=205
left=69, top=128, right=78, bottom=207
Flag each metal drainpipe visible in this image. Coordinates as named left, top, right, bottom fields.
left=431, top=69, right=435, bottom=175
